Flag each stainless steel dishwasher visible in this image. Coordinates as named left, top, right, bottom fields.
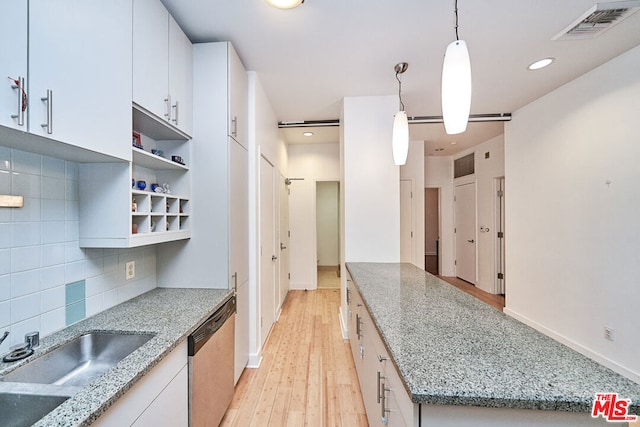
left=188, top=296, right=236, bottom=427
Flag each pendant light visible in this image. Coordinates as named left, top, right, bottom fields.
left=264, top=0, right=304, bottom=9
left=392, top=62, right=409, bottom=166
left=441, top=0, right=472, bottom=135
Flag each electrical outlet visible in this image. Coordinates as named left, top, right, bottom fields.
left=126, top=261, right=135, bottom=280
left=604, top=326, right=614, bottom=341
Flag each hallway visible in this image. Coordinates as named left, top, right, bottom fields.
left=221, top=289, right=367, bottom=426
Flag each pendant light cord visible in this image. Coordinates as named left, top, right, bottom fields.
left=454, top=0, right=460, bottom=41
left=396, top=71, right=405, bottom=112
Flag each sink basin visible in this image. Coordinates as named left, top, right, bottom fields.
left=0, top=392, right=69, bottom=427
left=1, top=331, right=154, bottom=387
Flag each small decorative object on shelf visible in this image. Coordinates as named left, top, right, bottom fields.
left=132, top=223, right=138, bottom=234
left=151, top=183, right=160, bottom=192
left=151, top=148, right=164, bottom=157
left=132, top=178, right=135, bottom=188
left=136, top=180, right=146, bottom=191
left=132, top=198, right=137, bottom=212
left=132, top=131, right=143, bottom=149
left=171, top=155, right=185, bottom=165
left=162, top=183, right=170, bottom=194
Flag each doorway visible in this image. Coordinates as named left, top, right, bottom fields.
left=496, top=177, right=506, bottom=295
left=277, top=174, right=290, bottom=311
left=316, top=181, right=340, bottom=289
left=424, top=188, right=440, bottom=275
left=455, top=182, right=477, bottom=284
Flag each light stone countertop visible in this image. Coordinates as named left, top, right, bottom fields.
left=0, top=287, right=233, bottom=427
left=345, top=262, right=640, bottom=413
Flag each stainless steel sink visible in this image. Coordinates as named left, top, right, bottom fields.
left=1, top=331, right=154, bottom=387
left=0, top=391, right=69, bottom=427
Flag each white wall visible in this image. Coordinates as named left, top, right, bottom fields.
left=0, top=147, right=156, bottom=355
left=424, top=156, right=455, bottom=276
left=288, top=143, right=340, bottom=290
left=400, top=140, right=425, bottom=269
left=342, top=96, right=400, bottom=263
left=247, top=72, right=287, bottom=366
left=504, top=45, right=640, bottom=382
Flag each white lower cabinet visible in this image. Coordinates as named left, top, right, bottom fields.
left=348, top=279, right=414, bottom=427
left=93, top=341, right=188, bottom=427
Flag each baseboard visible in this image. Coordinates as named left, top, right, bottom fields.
left=339, top=308, right=349, bottom=340
left=317, top=265, right=338, bottom=271
left=504, top=308, right=640, bottom=384
left=247, top=351, right=262, bottom=369
left=290, top=282, right=316, bottom=291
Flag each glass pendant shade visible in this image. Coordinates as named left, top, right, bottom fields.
left=392, top=111, right=409, bottom=166
left=441, top=40, right=472, bottom=135
left=264, top=0, right=304, bottom=9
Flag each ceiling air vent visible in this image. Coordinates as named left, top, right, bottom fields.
left=553, top=1, right=640, bottom=40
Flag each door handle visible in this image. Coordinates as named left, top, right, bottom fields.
left=280, top=242, right=287, bottom=250
left=41, top=90, right=53, bottom=134
left=467, top=239, right=475, bottom=243
left=272, top=255, right=278, bottom=261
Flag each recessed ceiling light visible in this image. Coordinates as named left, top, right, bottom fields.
left=528, top=57, right=554, bottom=70
left=303, top=131, right=313, bottom=137
left=264, top=0, right=304, bottom=9
left=450, top=141, right=457, bottom=145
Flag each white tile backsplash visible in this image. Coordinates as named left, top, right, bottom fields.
left=0, top=147, right=157, bottom=348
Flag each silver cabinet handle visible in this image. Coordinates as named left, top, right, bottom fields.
left=377, top=371, right=385, bottom=403
left=280, top=242, right=287, bottom=250
left=164, top=95, right=171, bottom=120
left=356, top=314, right=363, bottom=340
left=377, top=354, right=388, bottom=363
left=272, top=255, right=278, bottom=261
left=231, top=116, right=238, bottom=137
left=172, top=100, right=179, bottom=125
left=232, top=272, right=238, bottom=293
left=346, top=287, right=351, bottom=305
left=10, top=76, right=26, bottom=126
left=381, top=382, right=390, bottom=424
left=467, top=239, right=475, bottom=243
left=41, top=90, right=52, bottom=134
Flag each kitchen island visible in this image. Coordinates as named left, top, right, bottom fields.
left=346, top=262, right=640, bottom=426
left=0, top=287, right=232, bottom=427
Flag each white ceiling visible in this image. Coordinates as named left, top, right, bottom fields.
left=161, top=0, right=640, bottom=155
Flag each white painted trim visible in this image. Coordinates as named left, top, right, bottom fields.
left=339, top=309, right=348, bottom=340
left=504, top=308, right=640, bottom=384
left=247, top=352, right=262, bottom=369
left=289, top=281, right=316, bottom=291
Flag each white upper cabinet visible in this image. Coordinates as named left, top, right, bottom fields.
left=0, top=0, right=28, bottom=131
left=228, top=44, right=248, bottom=147
left=28, top=0, right=132, bottom=161
left=133, top=0, right=193, bottom=137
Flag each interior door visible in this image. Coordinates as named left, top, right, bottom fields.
left=278, top=174, right=289, bottom=312
left=259, top=156, right=276, bottom=346
left=455, top=182, right=476, bottom=284
left=400, top=179, right=413, bottom=263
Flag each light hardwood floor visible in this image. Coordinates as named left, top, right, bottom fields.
left=221, top=289, right=368, bottom=426
left=438, top=276, right=505, bottom=311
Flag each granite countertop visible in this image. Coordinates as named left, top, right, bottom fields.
left=0, top=287, right=233, bottom=427
left=345, top=262, right=640, bottom=412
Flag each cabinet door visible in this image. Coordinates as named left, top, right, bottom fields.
left=132, top=364, right=188, bottom=427
left=230, top=138, right=249, bottom=383
left=28, top=0, right=132, bottom=161
left=168, top=15, right=193, bottom=136
left=0, top=0, right=27, bottom=130
left=228, top=43, right=248, bottom=146
left=133, top=0, right=169, bottom=121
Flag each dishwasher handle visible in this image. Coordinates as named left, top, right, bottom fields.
left=188, top=296, right=236, bottom=356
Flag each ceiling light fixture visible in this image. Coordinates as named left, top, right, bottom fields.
left=528, top=57, right=554, bottom=70
left=303, top=131, right=313, bottom=136
left=441, top=0, right=472, bottom=135
left=264, top=0, right=304, bottom=9
left=392, top=62, right=409, bottom=166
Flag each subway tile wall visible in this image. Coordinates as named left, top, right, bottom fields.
left=0, top=146, right=156, bottom=355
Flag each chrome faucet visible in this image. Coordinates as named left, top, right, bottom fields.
left=0, top=331, right=8, bottom=346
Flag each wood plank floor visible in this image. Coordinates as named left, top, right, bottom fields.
left=220, top=289, right=368, bottom=426
left=438, top=276, right=505, bottom=311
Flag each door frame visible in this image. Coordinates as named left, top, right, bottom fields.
left=314, top=179, right=340, bottom=289
left=259, top=155, right=276, bottom=347
left=400, top=179, right=414, bottom=264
